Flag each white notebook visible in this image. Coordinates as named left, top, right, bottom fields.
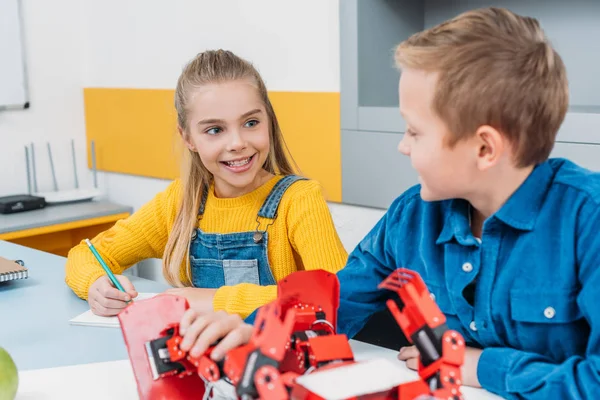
left=69, top=293, right=159, bottom=328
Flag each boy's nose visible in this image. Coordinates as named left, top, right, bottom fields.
left=398, top=135, right=410, bottom=156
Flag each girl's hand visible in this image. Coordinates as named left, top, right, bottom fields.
left=88, top=275, right=138, bottom=316
left=178, top=309, right=254, bottom=360
left=166, top=287, right=217, bottom=314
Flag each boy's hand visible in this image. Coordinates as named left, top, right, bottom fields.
left=178, top=309, right=253, bottom=360
left=397, top=345, right=420, bottom=370
left=398, top=345, right=482, bottom=388
left=88, top=275, right=138, bottom=316
left=166, top=287, right=217, bottom=314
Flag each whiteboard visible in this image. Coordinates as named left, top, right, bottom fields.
left=0, top=0, right=29, bottom=109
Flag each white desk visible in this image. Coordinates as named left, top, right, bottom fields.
left=0, top=241, right=500, bottom=399
left=14, top=341, right=501, bottom=399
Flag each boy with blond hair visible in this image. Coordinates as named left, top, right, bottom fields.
left=168, top=7, right=599, bottom=399
left=337, top=7, right=598, bottom=399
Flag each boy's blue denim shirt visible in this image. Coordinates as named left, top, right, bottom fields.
left=336, top=158, right=600, bottom=400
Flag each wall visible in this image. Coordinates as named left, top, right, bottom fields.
left=79, top=0, right=386, bottom=282
left=0, top=0, right=92, bottom=198
left=0, top=1, right=388, bottom=283
left=82, top=0, right=343, bottom=203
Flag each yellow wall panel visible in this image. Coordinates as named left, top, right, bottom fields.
left=83, top=88, right=341, bottom=202
left=84, top=88, right=180, bottom=180
left=269, top=92, right=341, bottom=202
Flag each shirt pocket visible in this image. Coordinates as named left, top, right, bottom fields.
left=510, top=288, right=581, bottom=324
left=510, top=288, right=583, bottom=356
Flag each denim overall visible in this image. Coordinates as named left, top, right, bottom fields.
left=189, top=175, right=306, bottom=288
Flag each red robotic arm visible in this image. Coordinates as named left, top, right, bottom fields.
left=118, top=268, right=465, bottom=400
left=379, top=268, right=465, bottom=400
left=291, top=268, right=465, bottom=400
left=119, top=270, right=354, bottom=400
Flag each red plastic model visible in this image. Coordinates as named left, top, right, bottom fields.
left=379, top=268, right=465, bottom=400
left=118, top=268, right=465, bottom=400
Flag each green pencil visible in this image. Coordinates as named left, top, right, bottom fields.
left=85, top=238, right=127, bottom=294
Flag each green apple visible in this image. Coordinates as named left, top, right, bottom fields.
left=0, top=347, right=18, bottom=400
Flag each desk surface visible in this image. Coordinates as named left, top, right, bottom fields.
left=1, top=240, right=501, bottom=399
left=0, top=200, right=133, bottom=234
left=13, top=342, right=500, bottom=400
left=0, top=240, right=168, bottom=370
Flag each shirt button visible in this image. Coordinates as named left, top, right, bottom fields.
left=469, top=321, right=477, bottom=331
left=462, top=262, right=473, bottom=272
left=544, top=307, right=556, bottom=319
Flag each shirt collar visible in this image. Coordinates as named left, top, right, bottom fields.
left=493, top=161, right=554, bottom=231
left=436, top=161, right=554, bottom=244
left=436, top=199, right=478, bottom=246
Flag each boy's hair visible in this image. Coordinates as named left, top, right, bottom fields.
left=163, top=49, right=297, bottom=286
left=395, top=7, right=569, bottom=167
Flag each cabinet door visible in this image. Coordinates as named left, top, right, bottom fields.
left=551, top=142, right=600, bottom=171
left=342, top=129, right=418, bottom=209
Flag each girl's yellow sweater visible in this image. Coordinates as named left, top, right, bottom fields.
left=65, top=175, right=348, bottom=318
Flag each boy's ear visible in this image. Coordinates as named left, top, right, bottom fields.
left=178, top=126, right=196, bottom=152
left=474, top=125, right=505, bottom=170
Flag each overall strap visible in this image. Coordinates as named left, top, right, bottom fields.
left=257, top=175, right=307, bottom=219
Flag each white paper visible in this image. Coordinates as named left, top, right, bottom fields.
left=295, top=358, right=409, bottom=399
left=69, top=293, right=158, bottom=328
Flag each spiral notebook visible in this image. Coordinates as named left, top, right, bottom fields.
left=0, top=256, right=28, bottom=283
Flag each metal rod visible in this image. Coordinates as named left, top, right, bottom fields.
left=91, top=140, right=98, bottom=189
left=47, top=142, right=59, bottom=191
left=24, top=146, right=32, bottom=194
left=30, top=142, right=38, bottom=193
left=71, top=139, right=79, bottom=189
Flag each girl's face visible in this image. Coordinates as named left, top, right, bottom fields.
left=182, top=80, right=272, bottom=198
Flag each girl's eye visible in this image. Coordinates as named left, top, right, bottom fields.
left=206, top=127, right=222, bottom=135
left=406, top=128, right=418, bottom=137
left=244, top=119, right=259, bottom=128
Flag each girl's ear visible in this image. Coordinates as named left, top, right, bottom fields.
left=178, top=126, right=196, bottom=152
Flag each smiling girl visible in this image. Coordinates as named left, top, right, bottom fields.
left=65, top=50, right=348, bottom=319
